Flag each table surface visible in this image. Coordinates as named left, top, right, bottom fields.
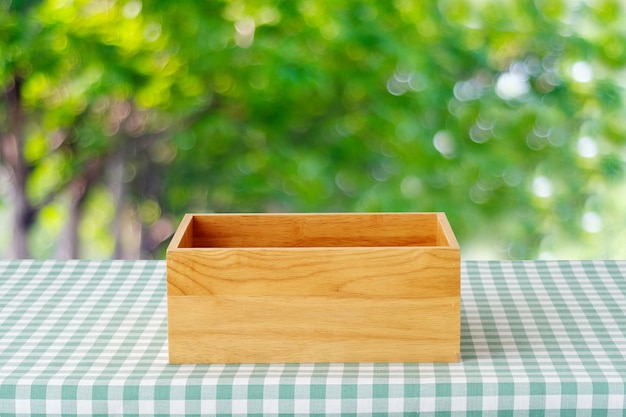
left=1, top=260, right=625, bottom=416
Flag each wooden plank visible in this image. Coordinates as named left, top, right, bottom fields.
left=168, top=295, right=460, bottom=364
left=167, top=246, right=459, bottom=298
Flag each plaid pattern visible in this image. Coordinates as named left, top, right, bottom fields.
left=1, top=260, right=625, bottom=416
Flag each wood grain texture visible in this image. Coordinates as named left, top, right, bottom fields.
left=168, top=295, right=460, bottom=363
left=166, top=212, right=461, bottom=363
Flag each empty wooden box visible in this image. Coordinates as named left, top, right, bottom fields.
left=166, top=212, right=460, bottom=364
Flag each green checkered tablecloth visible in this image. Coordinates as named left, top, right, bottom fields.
left=1, top=260, right=625, bottom=416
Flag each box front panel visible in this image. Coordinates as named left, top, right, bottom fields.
left=167, top=247, right=459, bottom=298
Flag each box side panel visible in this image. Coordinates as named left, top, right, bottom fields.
left=166, top=247, right=459, bottom=298
left=167, top=214, right=194, bottom=250
left=436, top=213, right=459, bottom=249
left=191, top=212, right=439, bottom=248
left=168, top=295, right=460, bottom=363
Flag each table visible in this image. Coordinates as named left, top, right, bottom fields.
left=1, top=260, right=625, bottom=416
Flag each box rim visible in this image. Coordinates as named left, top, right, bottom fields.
left=167, top=212, right=459, bottom=251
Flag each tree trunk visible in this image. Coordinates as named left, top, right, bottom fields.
left=1, top=77, right=33, bottom=258
left=108, top=150, right=129, bottom=259
left=55, top=180, right=84, bottom=259
left=55, top=159, right=104, bottom=259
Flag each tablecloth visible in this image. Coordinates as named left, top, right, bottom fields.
left=0, top=260, right=625, bottom=416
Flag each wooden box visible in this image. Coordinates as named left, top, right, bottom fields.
left=166, top=212, right=460, bottom=364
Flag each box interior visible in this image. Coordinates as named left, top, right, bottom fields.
left=176, top=213, right=452, bottom=249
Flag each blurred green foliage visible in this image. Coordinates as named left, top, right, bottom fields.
left=1, top=0, right=626, bottom=259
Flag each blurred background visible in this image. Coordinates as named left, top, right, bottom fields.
left=1, top=0, right=626, bottom=260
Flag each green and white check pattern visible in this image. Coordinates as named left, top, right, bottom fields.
left=1, top=260, right=625, bottom=416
